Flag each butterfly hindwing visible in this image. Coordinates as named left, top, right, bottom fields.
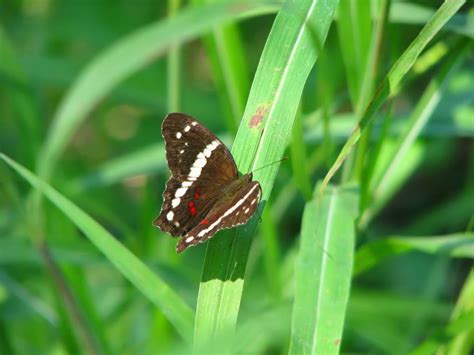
left=176, top=180, right=261, bottom=253
left=154, top=178, right=219, bottom=237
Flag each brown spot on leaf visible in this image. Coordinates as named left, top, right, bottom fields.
left=249, top=105, right=268, bottom=128
left=334, top=338, right=341, bottom=346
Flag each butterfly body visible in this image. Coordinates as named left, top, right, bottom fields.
left=154, top=113, right=262, bottom=253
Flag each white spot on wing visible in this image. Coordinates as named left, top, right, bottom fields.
left=197, top=184, right=260, bottom=237
left=182, top=181, right=193, bottom=187
left=189, top=167, right=202, bottom=178
left=179, top=149, right=184, bottom=154
left=193, top=157, right=207, bottom=168
left=184, top=125, right=191, bottom=132
left=250, top=199, right=256, bottom=205
left=166, top=211, right=174, bottom=221
left=244, top=208, right=250, bottom=214
left=172, top=198, right=180, bottom=208
left=185, top=236, right=194, bottom=243
left=191, top=122, right=198, bottom=126
left=176, top=132, right=182, bottom=139
left=203, top=148, right=212, bottom=158
left=185, top=139, right=220, bottom=181
left=175, top=187, right=187, bottom=198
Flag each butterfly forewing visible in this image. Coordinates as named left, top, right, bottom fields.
left=161, top=113, right=238, bottom=182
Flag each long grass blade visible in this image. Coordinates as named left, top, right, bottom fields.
left=289, top=184, right=358, bottom=354
left=354, top=233, right=474, bottom=276
left=0, top=154, right=194, bottom=342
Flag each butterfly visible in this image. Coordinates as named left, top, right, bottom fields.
left=153, top=113, right=262, bottom=253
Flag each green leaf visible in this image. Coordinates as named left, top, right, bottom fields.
left=354, top=233, right=474, bottom=276
left=0, top=154, right=194, bottom=342
left=195, top=0, right=340, bottom=345
left=289, top=184, right=359, bottom=354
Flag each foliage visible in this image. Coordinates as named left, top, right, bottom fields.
left=0, top=0, right=472, bottom=353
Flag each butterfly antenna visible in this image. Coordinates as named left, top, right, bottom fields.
left=251, top=156, right=289, bottom=174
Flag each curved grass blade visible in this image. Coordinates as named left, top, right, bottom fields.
left=411, top=310, right=474, bottom=355
left=354, top=233, right=474, bottom=276
left=36, top=0, right=281, bottom=181
left=0, top=154, right=194, bottom=342
left=390, top=2, right=474, bottom=38
left=0, top=270, right=57, bottom=325
left=360, top=39, right=470, bottom=225
left=68, top=143, right=165, bottom=191
left=320, top=0, right=466, bottom=194
left=440, top=269, right=474, bottom=354
left=289, top=184, right=359, bottom=354
left=195, top=0, right=340, bottom=344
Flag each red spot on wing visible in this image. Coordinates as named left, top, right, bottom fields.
left=199, top=219, right=209, bottom=225
left=194, top=186, right=201, bottom=200
left=188, top=201, right=197, bottom=216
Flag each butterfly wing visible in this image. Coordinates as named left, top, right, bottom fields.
left=154, top=113, right=239, bottom=237
left=176, top=179, right=262, bottom=253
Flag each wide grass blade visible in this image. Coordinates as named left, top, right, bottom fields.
left=354, top=233, right=474, bottom=276
left=320, top=0, right=466, bottom=192
left=0, top=154, right=194, bottom=342
left=289, top=184, right=358, bottom=354
left=195, top=0, right=340, bottom=345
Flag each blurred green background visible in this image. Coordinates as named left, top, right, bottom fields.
left=0, top=0, right=473, bottom=354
